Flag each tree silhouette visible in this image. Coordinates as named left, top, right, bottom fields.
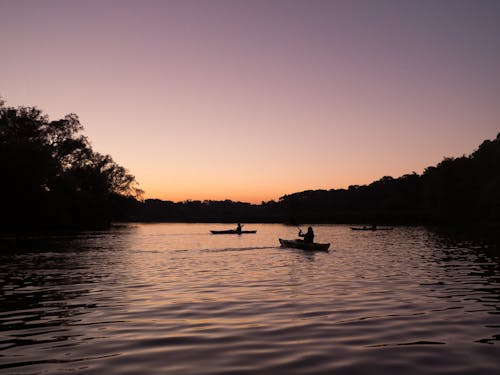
left=0, top=100, right=141, bottom=230
left=2, top=98, right=498, bottom=228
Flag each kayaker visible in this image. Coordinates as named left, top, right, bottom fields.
left=298, top=226, right=314, bottom=243
left=236, top=223, right=243, bottom=233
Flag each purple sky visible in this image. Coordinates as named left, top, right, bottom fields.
left=1, top=0, right=499, bottom=203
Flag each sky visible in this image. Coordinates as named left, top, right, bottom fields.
left=1, top=0, right=499, bottom=203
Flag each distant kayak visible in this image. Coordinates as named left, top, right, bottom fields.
left=279, top=238, right=330, bottom=251
left=210, top=230, right=257, bottom=234
left=351, top=227, right=393, bottom=231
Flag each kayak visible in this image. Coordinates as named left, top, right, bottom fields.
left=351, top=227, right=393, bottom=231
left=279, top=238, right=330, bottom=251
left=210, top=230, right=257, bottom=234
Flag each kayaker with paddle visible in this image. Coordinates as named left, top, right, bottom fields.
left=298, top=226, right=314, bottom=243
left=235, top=223, right=243, bottom=234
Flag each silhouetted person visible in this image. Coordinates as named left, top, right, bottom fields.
left=298, top=226, right=314, bottom=243
left=236, top=223, right=243, bottom=233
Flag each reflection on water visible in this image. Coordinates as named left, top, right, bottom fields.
left=1, top=224, right=499, bottom=374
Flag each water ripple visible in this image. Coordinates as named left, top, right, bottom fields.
left=1, top=224, right=499, bottom=374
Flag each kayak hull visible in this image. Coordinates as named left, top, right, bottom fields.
left=279, top=238, right=330, bottom=251
left=351, top=227, right=393, bottom=231
left=210, top=230, right=257, bottom=234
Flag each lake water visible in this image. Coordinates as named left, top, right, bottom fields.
left=1, top=223, right=499, bottom=374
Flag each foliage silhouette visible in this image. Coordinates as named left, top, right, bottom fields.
left=0, top=101, right=142, bottom=230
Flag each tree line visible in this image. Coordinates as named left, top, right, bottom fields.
left=125, top=133, right=500, bottom=226
left=2, top=100, right=498, bottom=230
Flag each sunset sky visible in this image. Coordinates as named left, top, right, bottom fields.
left=1, top=0, right=499, bottom=203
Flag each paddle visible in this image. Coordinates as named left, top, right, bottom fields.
left=296, top=225, right=303, bottom=237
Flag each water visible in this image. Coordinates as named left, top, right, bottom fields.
left=1, top=223, right=499, bottom=374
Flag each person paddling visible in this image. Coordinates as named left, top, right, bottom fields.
left=298, top=226, right=314, bottom=243
left=235, top=223, right=243, bottom=234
